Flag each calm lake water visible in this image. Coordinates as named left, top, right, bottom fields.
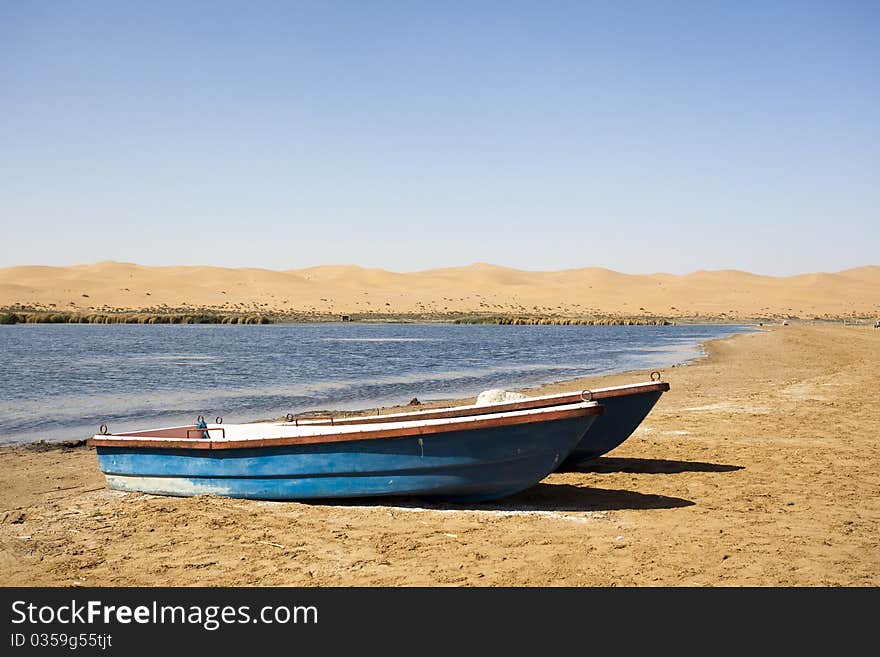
left=0, top=323, right=751, bottom=445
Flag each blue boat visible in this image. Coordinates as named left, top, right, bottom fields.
left=87, top=402, right=603, bottom=502
left=561, top=381, right=668, bottom=466
left=287, top=378, right=670, bottom=468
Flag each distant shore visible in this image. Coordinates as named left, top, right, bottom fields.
left=0, top=308, right=681, bottom=326
left=2, top=262, right=878, bottom=325
left=1, top=307, right=871, bottom=326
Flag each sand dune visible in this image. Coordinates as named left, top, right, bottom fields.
left=1, top=261, right=879, bottom=320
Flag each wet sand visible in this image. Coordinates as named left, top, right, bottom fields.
left=1, top=325, right=878, bottom=586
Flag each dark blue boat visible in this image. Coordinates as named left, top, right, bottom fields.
left=287, top=379, right=670, bottom=468
left=88, top=402, right=603, bottom=502
left=561, top=382, right=668, bottom=466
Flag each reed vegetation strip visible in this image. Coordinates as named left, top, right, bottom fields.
left=2, top=309, right=871, bottom=326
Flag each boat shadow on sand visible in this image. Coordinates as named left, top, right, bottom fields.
left=321, top=483, right=695, bottom=513
left=562, top=456, right=744, bottom=475
left=479, top=483, right=695, bottom=512
left=318, top=457, right=743, bottom=512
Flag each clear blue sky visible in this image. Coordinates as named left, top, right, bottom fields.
left=2, top=1, right=877, bottom=275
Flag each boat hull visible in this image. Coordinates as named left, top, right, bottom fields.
left=96, top=414, right=596, bottom=502
left=563, top=390, right=664, bottom=466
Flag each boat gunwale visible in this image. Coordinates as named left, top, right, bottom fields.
left=87, top=402, right=603, bottom=451
left=289, top=380, right=670, bottom=427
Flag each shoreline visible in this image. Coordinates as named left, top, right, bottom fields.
left=257, top=328, right=740, bottom=425
left=2, top=324, right=750, bottom=448
left=2, top=324, right=878, bottom=585
left=5, top=327, right=749, bottom=453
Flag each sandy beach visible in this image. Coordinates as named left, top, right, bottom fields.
left=1, top=324, right=878, bottom=586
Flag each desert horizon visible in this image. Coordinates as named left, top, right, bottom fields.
left=2, top=260, right=879, bottom=323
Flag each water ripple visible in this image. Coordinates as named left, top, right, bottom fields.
left=0, top=322, right=751, bottom=444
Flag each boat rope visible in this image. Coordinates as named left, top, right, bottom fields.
left=196, top=416, right=209, bottom=439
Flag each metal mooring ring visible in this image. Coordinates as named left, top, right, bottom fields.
left=215, top=416, right=223, bottom=425
left=99, top=424, right=108, bottom=435
left=197, top=415, right=205, bottom=424
left=650, top=371, right=662, bottom=382
left=580, top=389, right=593, bottom=402
left=286, top=413, right=294, bottom=422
